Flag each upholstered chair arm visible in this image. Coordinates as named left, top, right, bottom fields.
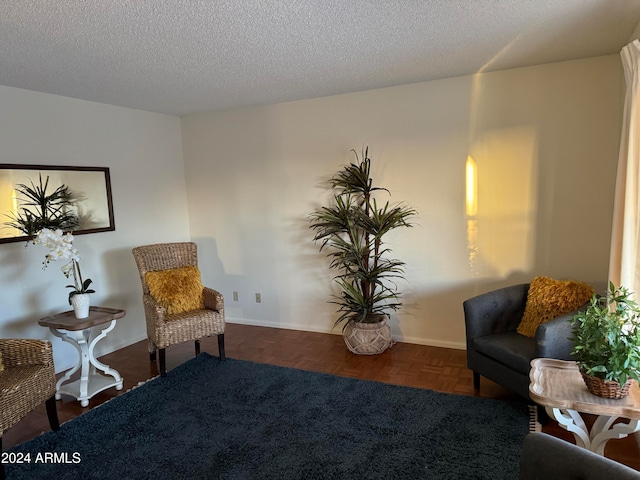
left=0, top=339, right=54, bottom=367
left=463, top=283, right=529, bottom=343
left=520, top=433, right=640, bottom=480
left=203, top=287, right=224, bottom=313
left=535, top=307, right=583, bottom=360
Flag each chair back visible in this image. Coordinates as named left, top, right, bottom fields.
left=132, top=242, right=198, bottom=295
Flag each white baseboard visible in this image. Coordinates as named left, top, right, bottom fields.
left=226, top=317, right=467, bottom=350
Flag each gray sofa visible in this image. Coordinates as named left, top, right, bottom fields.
left=463, top=283, right=580, bottom=400
left=520, top=433, right=640, bottom=479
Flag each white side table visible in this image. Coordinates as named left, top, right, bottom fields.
left=529, top=358, right=640, bottom=455
left=39, top=306, right=126, bottom=407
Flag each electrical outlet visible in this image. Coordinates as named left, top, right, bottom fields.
left=255, top=293, right=261, bottom=303
left=233, top=291, right=239, bottom=302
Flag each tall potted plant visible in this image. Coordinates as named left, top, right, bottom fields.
left=309, top=147, right=416, bottom=354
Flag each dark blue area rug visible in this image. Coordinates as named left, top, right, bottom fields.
left=7, top=354, right=529, bottom=479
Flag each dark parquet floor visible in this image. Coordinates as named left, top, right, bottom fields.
left=3, top=323, right=639, bottom=471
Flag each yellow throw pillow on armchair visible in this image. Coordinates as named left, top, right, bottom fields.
left=145, top=265, right=205, bottom=315
left=517, top=276, right=594, bottom=338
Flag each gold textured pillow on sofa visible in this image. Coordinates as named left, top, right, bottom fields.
left=145, top=265, right=205, bottom=315
left=517, top=276, right=594, bottom=338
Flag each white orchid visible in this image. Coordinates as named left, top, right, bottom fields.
left=33, top=228, right=80, bottom=270
left=33, top=228, right=95, bottom=303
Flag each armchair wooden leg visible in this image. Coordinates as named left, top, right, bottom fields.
left=45, top=395, right=60, bottom=431
left=148, top=338, right=156, bottom=362
left=195, top=339, right=201, bottom=356
left=159, top=348, right=167, bottom=377
left=473, top=372, right=480, bottom=390
left=218, top=334, right=226, bottom=361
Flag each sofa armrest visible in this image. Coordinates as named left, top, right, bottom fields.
left=519, top=433, right=640, bottom=480
left=535, top=302, right=589, bottom=360
left=464, top=283, right=529, bottom=344
left=535, top=311, right=575, bottom=360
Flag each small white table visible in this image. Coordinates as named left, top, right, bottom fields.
left=39, top=306, right=125, bottom=407
left=529, top=358, right=640, bottom=455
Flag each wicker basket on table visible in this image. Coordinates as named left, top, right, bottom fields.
left=581, top=371, right=633, bottom=399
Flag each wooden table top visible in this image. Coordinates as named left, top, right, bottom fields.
left=529, top=358, right=640, bottom=418
left=38, top=306, right=126, bottom=331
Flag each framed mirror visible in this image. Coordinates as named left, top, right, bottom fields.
left=0, top=164, right=115, bottom=243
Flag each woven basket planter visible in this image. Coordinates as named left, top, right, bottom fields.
left=343, top=316, right=392, bottom=355
left=580, top=371, right=633, bottom=399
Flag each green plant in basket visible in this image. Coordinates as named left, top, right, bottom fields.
left=570, top=282, right=640, bottom=386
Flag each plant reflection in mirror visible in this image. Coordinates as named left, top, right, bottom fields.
left=3, top=173, right=79, bottom=236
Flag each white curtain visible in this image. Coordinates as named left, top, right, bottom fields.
left=610, top=39, right=640, bottom=297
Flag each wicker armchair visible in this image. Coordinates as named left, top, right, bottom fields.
left=0, top=339, right=59, bottom=459
left=132, top=242, right=226, bottom=376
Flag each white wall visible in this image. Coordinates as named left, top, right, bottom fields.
left=181, top=55, right=623, bottom=349
left=629, top=20, right=640, bottom=42
left=0, top=53, right=625, bottom=372
left=0, top=85, right=190, bottom=372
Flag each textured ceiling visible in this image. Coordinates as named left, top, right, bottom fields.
left=2, top=1, right=640, bottom=116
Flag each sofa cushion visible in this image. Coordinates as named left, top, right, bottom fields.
left=517, top=276, right=594, bottom=338
left=473, top=332, right=535, bottom=375
left=145, top=265, right=205, bottom=315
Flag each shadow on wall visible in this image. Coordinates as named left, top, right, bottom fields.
left=101, top=246, right=149, bottom=355
left=390, top=270, right=534, bottom=349
left=0, top=241, right=64, bottom=336
left=103, top=246, right=145, bottom=311
left=193, top=236, right=287, bottom=325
